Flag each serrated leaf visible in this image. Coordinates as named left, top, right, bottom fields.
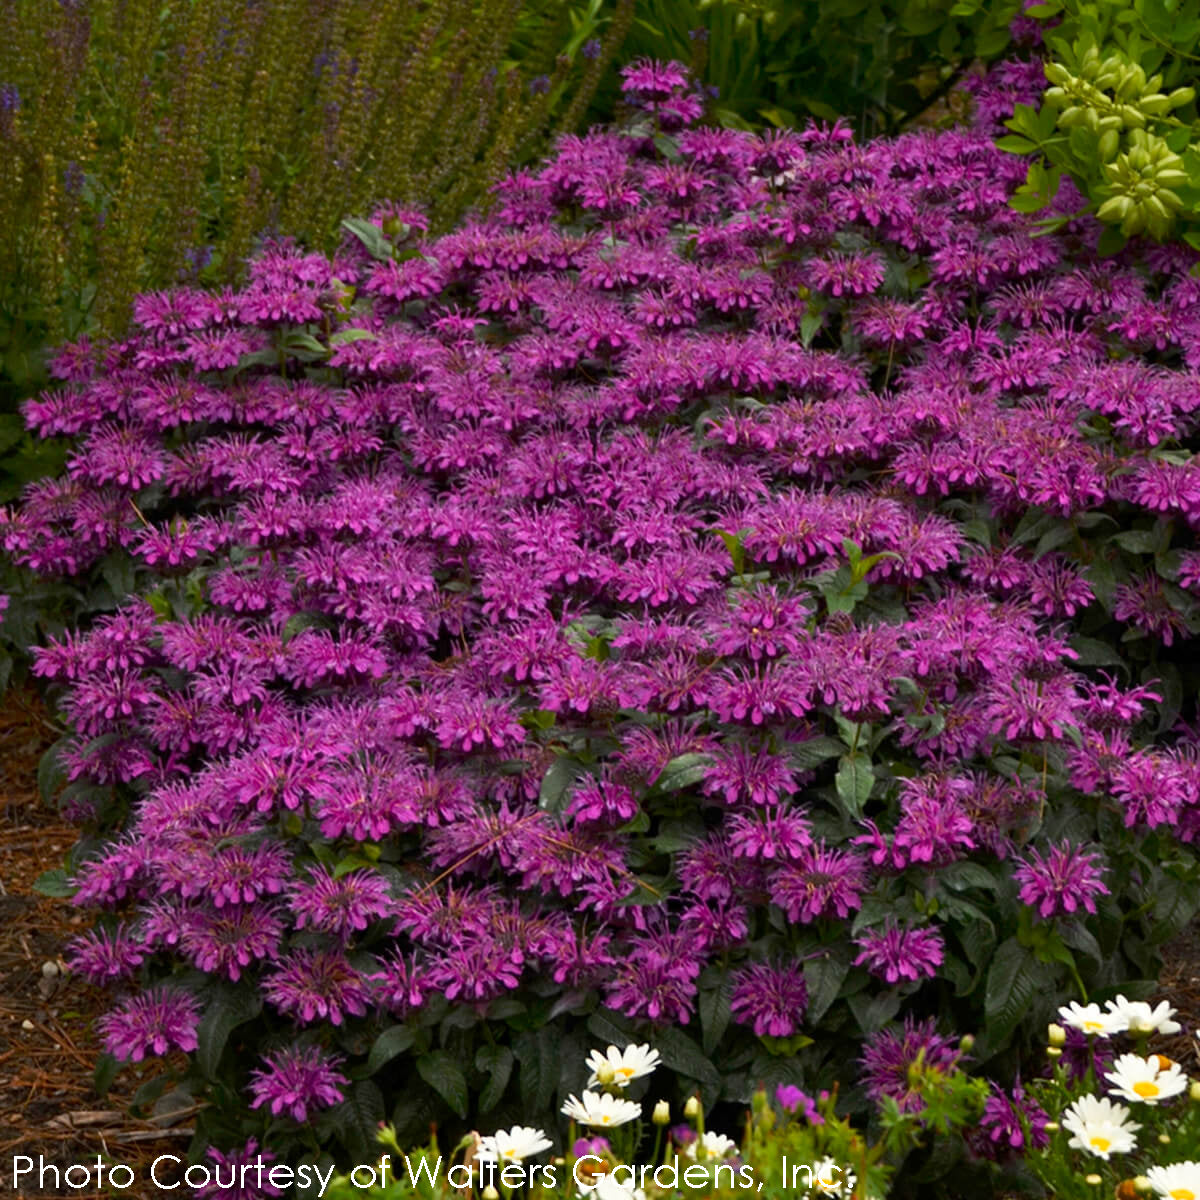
left=539, top=755, right=586, bottom=814
left=699, top=973, right=733, bottom=1057
left=654, top=752, right=713, bottom=793
left=984, top=937, right=1052, bottom=1054
left=33, top=868, right=75, bottom=898
left=366, top=1025, right=415, bottom=1075
left=37, top=738, right=69, bottom=805
left=93, top=1052, right=120, bottom=1097
left=786, top=736, right=844, bottom=771
left=416, top=1050, right=468, bottom=1118
left=475, top=1045, right=514, bottom=1113
left=804, top=945, right=854, bottom=1024
left=653, top=1026, right=720, bottom=1092
left=341, top=217, right=392, bottom=261
left=835, top=754, right=873, bottom=817
left=195, top=982, right=262, bottom=1079
left=847, top=989, right=902, bottom=1033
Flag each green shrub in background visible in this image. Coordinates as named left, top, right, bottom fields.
left=572, top=0, right=1022, bottom=134
left=0, top=0, right=632, bottom=421
left=1002, top=0, right=1200, bottom=249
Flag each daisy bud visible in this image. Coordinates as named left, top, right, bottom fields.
left=1133, top=1179, right=1153, bottom=1195
left=1085, top=1175, right=1102, bottom=1186
left=684, top=1096, right=701, bottom=1121
left=483, top=1189, right=500, bottom=1200
left=595, top=1062, right=616, bottom=1086
left=1159, top=1133, right=1171, bottom=1145
left=1047, top=1046, right=1063, bottom=1060
left=1189, top=1080, right=1200, bottom=1101
left=653, top=1101, right=670, bottom=1125
left=1043, top=1122, right=1060, bottom=1133
left=959, top=1034, right=975, bottom=1054
left=1048, top=1023, right=1067, bottom=1047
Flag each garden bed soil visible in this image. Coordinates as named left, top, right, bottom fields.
left=0, top=686, right=188, bottom=1198
left=0, top=685, right=1199, bottom=1197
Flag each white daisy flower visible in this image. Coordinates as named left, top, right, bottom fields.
left=1105, top=1053, right=1188, bottom=1105
left=588, top=1175, right=646, bottom=1200
left=475, top=1126, right=553, bottom=1163
left=585, top=1044, right=661, bottom=1089
left=1146, top=1160, right=1200, bottom=1200
left=812, top=1157, right=856, bottom=1197
left=561, top=1090, right=642, bottom=1128
left=683, top=1131, right=738, bottom=1161
left=1061, top=1094, right=1141, bottom=1160
left=1105, top=996, right=1182, bottom=1036
left=1059, top=1000, right=1126, bottom=1037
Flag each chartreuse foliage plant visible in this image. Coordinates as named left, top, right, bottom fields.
left=574, top=0, right=1022, bottom=134
left=0, top=0, right=630, bottom=412
left=13, top=56, right=1200, bottom=1179
left=1001, top=0, right=1200, bottom=247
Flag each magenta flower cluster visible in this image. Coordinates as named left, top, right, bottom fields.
left=9, top=56, right=1200, bottom=1135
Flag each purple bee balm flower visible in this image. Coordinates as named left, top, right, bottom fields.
left=193, top=1139, right=284, bottom=1200
left=97, top=987, right=200, bottom=1062
left=248, top=1046, right=347, bottom=1123
left=65, top=926, right=145, bottom=984
left=969, top=1082, right=1049, bottom=1160
left=859, top=1018, right=961, bottom=1114
left=729, top=961, right=808, bottom=1037
left=775, top=1085, right=822, bottom=1124
left=1013, top=840, right=1109, bottom=920
left=288, top=866, right=395, bottom=941
left=263, top=949, right=371, bottom=1026
left=853, top=923, right=944, bottom=984
left=768, top=841, right=867, bottom=923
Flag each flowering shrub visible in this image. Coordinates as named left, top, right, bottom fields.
left=11, top=56, right=1200, bottom=1166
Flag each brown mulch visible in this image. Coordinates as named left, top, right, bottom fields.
left=0, top=685, right=190, bottom=1199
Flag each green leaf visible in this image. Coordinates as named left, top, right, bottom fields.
left=516, top=1027, right=561, bottom=1112
left=416, top=1051, right=469, bottom=1118
left=539, top=755, right=586, bottom=814
left=365, top=1025, right=415, bottom=1076
left=786, top=736, right=845, bottom=771
left=1111, top=529, right=1163, bottom=554
left=847, top=989, right=902, bottom=1034
left=653, top=1026, right=721, bottom=1092
left=835, top=754, right=874, bottom=817
left=37, top=738, right=69, bottom=804
left=475, top=1045, right=514, bottom=1113
left=93, top=1052, right=120, bottom=1097
left=654, top=752, right=714, bottom=793
left=995, top=134, right=1037, bottom=154
left=984, top=938, right=1052, bottom=1054
left=805, top=945, right=854, bottom=1024
left=33, top=868, right=75, bottom=898
left=341, top=217, right=393, bottom=261
left=195, top=981, right=262, bottom=1079
left=329, top=328, right=378, bottom=346
left=698, top=973, right=733, bottom=1057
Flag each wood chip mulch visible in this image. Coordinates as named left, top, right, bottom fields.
left=0, top=685, right=190, bottom=1198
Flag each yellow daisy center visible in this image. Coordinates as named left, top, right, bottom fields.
left=1170, top=1191, right=1196, bottom=1200
left=1133, top=1081, right=1160, bottom=1098
left=1089, top=1136, right=1111, bottom=1152
left=600, top=1115, right=612, bottom=1124
left=617, top=1066, right=636, bottom=1077
left=1084, top=1020, right=1105, bottom=1031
